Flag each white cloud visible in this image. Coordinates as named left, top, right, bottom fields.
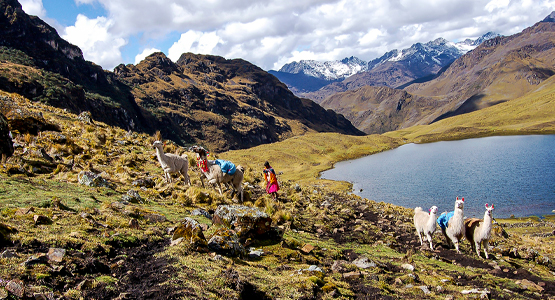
left=39, top=0, right=555, bottom=70
left=19, top=0, right=46, bottom=18
left=358, top=28, right=386, bottom=47
left=485, top=0, right=510, bottom=12
left=135, top=48, right=161, bottom=64
left=63, top=14, right=127, bottom=70
left=168, top=31, right=223, bottom=61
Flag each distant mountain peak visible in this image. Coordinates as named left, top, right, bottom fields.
left=542, top=11, right=555, bottom=22
left=276, top=32, right=500, bottom=83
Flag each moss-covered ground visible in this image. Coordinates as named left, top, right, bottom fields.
left=0, top=91, right=554, bottom=299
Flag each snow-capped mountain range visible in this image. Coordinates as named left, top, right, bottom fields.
left=278, top=32, right=500, bottom=81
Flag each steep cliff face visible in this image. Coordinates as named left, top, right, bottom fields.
left=115, top=52, right=363, bottom=151
left=0, top=0, right=143, bottom=131
left=0, top=0, right=362, bottom=152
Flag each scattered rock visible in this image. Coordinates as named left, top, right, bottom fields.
left=320, top=200, right=332, bottom=208
left=15, top=207, right=35, bottom=215
left=191, top=208, right=212, bottom=220
left=207, top=227, right=245, bottom=257
left=516, top=279, right=544, bottom=292
left=353, top=256, right=376, bottom=269
left=110, top=201, right=126, bottom=210
left=144, top=213, right=167, bottom=223
left=248, top=248, right=264, bottom=259
left=331, top=260, right=349, bottom=273
left=419, top=286, right=431, bottom=295
left=77, top=111, right=94, bottom=124
left=171, top=218, right=207, bottom=250
left=170, top=237, right=184, bottom=246
left=76, top=279, right=95, bottom=290
left=301, top=244, right=315, bottom=254
left=78, top=171, right=116, bottom=189
left=80, top=212, right=108, bottom=228
left=122, top=190, right=142, bottom=203
left=307, top=265, right=322, bottom=272
left=461, top=288, right=490, bottom=298
left=343, top=271, right=361, bottom=279
left=401, top=263, right=415, bottom=272
left=47, top=248, right=66, bottom=263
left=5, top=280, right=24, bottom=298
left=213, top=205, right=272, bottom=240
left=33, top=214, right=52, bottom=225
left=131, top=178, right=155, bottom=188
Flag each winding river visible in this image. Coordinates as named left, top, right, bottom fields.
left=321, top=135, right=555, bottom=218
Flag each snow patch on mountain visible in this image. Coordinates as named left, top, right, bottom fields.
left=278, top=32, right=501, bottom=80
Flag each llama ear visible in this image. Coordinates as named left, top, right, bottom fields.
left=456, top=196, right=459, bottom=200
left=491, top=204, right=494, bottom=209
left=485, top=203, right=489, bottom=208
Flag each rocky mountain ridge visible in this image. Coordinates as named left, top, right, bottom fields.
left=320, top=14, right=555, bottom=134
left=270, top=32, right=500, bottom=97
left=0, top=0, right=362, bottom=152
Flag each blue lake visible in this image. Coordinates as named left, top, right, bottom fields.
left=321, top=135, right=555, bottom=218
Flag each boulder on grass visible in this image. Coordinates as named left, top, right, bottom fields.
left=213, top=205, right=272, bottom=240
left=171, top=217, right=208, bottom=251
left=207, top=227, right=246, bottom=257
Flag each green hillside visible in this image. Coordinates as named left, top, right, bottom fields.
left=385, top=76, right=555, bottom=143
left=1, top=90, right=555, bottom=299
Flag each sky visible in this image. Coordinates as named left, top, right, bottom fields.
left=19, top=0, right=555, bottom=71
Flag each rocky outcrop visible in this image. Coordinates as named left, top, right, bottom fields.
left=115, top=52, right=363, bottom=152
left=213, top=205, right=272, bottom=240
left=171, top=218, right=208, bottom=251
left=207, top=227, right=246, bottom=257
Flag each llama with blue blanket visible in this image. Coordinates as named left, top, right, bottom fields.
left=437, top=197, right=465, bottom=253
left=189, top=146, right=244, bottom=202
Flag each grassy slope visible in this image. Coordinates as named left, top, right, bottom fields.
left=0, top=87, right=555, bottom=299
left=384, top=76, right=555, bottom=142
left=220, top=133, right=403, bottom=192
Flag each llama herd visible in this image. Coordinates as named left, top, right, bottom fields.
left=153, top=141, right=244, bottom=202
left=414, top=197, right=496, bottom=259
left=153, top=140, right=496, bottom=258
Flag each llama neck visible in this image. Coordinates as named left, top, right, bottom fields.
left=482, top=212, right=493, bottom=231
left=427, top=212, right=437, bottom=226
left=155, top=147, right=167, bottom=165
left=452, top=207, right=463, bottom=220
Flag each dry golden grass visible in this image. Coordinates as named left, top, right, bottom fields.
left=219, top=132, right=403, bottom=191
left=385, top=76, right=555, bottom=143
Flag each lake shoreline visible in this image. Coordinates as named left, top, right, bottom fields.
left=321, top=134, right=555, bottom=219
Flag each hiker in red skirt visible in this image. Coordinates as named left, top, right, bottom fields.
left=263, top=161, right=279, bottom=200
